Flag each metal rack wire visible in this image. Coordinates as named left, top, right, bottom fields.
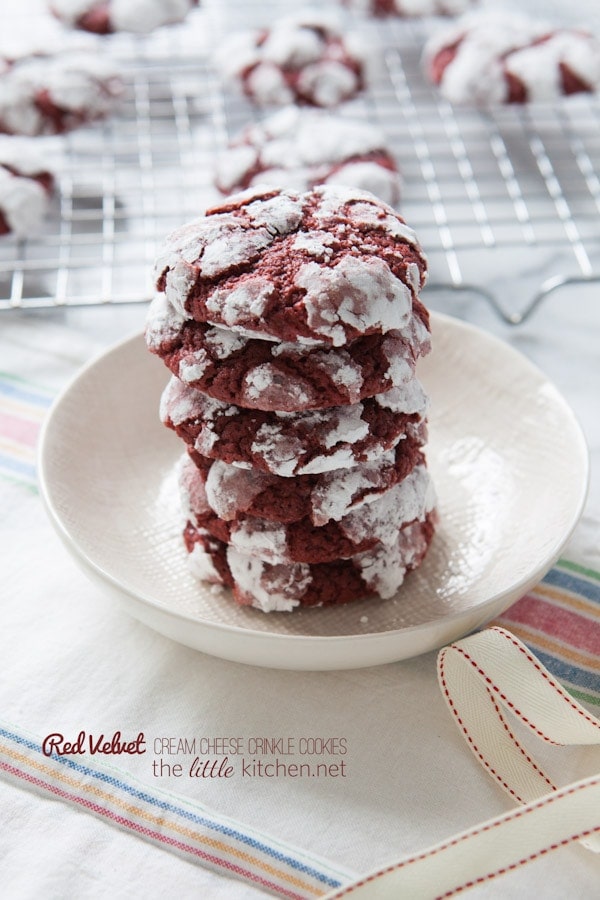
left=1, top=0, right=599, bottom=322
left=377, top=16, right=600, bottom=322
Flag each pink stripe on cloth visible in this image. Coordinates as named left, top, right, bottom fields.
left=0, top=411, right=40, bottom=446
left=0, top=760, right=304, bottom=899
left=501, top=596, right=600, bottom=657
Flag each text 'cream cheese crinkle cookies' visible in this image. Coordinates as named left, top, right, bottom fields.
left=214, top=13, right=367, bottom=109
left=424, top=11, right=600, bottom=106
left=50, top=0, right=198, bottom=35
left=146, top=184, right=437, bottom=612
left=214, top=106, right=402, bottom=206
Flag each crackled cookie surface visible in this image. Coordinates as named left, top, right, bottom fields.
left=343, top=0, right=476, bottom=18
left=146, top=294, right=430, bottom=412
left=186, top=441, right=426, bottom=526
left=50, top=0, right=197, bottom=35
left=0, top=138, right=54, bottom=236
left=180, top=453, right=435, bottom=564
left=161, top=374, right=428, bottom=476
left=424, top=11, right=600, bottom=105
left=184, top=514, right=436, bottom=611
left=215, top=107, right=401, bottom=206
left=215, top=13, right=366, bottom=108
left=0, top=50, right=122, bottom=136
left=154, top=185, right=428, bottom=347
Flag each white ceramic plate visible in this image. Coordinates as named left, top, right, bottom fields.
left=39, top=313, right=589, bottom=670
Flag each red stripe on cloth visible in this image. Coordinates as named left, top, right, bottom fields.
left=0, top=760, right=306, bottom=900
left=500, top=596, right=600, bottom=656
left=0, top=411, right=40, bottom=446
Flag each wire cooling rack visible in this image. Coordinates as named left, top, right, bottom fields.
left=1, top=0, right=600, bottom=322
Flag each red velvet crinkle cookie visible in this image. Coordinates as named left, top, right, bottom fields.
left=180, top=453, right=435, bottom=564
left=214, top=106, right=401, bottom=206
left=153, top=185, right=429, bottom=347
left=424, top=11, right=600, bottom=106
left=0, top=50, right=122, bottom=136
left=343, top=0, right=476, bottom=18
left=50, top=0, right=197, bottom=34
left=214, top=13, right=366, bottom=108
left=161, top=374, right=428, bottom=476
left=146, top=294, right=430, bottom=412
left=0, top=137, right=54, bottom=237
left=183, top=513, right=437, bottom=611
left=186, top=440, right=426, bottom=525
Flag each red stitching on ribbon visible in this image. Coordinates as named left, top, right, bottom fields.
left=437, top=648, right=524, bottom=802
left=486, top=686, right=555, bottom=791
left=326, top=779, right=600, bottom=898
left=440, top=826, right=600, bottom=897
left=451, top=644, right=559, bottom=743
left=489, top=627, right=600, bottom=729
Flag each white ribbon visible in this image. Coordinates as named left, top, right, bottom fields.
left=323, top=626, right=600, bottom=899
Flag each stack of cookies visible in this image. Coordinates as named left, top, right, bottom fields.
left=146, top=184, right=436, bottom=612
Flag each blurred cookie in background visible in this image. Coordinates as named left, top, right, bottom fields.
left=215, top=106, right=401, bottom=205
left=342, top=0, right=477, bottom=18
left=0, top=136, right=54, bottom=237
left=49, top=0, right=198, bottom=36
left=0, top=48, right=122, bottom=136
left=214, top=12, right=367, bottom=108
left=424, top=10, right=600, bottom=105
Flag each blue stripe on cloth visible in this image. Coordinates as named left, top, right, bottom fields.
left=527, top=649, right=600, bottom=697
left=544, top=567, right=600, bottom=605
left=0, top=377, right=53, bottom=407
left=0, top=452, right=36, bottom=481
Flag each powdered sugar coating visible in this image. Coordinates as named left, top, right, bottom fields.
left=0, top=49, right=122, bottom=136
left=186, top=433, right=426, bottom=525
left=145, top=292, right=186, bottom=352
left=324, top=161, right=400, bottom=207
left=203, top=459, right=274, bottom=521
left=153, top=185, right=429, bottom=347
left=161, top=374, right=427, bottom=476
left=183, top=513, right=436, bottom=609
left=214, top=12, right=366, bottom=108
left=375, top=378, right=428, bottom=415
left=424, top=11, right=600, bottom=106
left=177, top=454, right=211, bottom=524
left=241, top=363, right=315, bottom=409
left=226, top=548, right=312, bottom=612
left=343, top=0, right=476, bottom=18
left=188, top=541, right=223, bottom=584
left=0, top=137, right=54, bottom=236
left=295, top=254, right=412, bottom=346
left=183, top=456, right=435, bottom=565
left=355, top=518, right=433, bottom=599
left=215, top=106, right=401, bottom=206
left=146, top=291, right=430, bottom=411
left=310, top=448, right=409, bottom=525
left=50, top=0, right=197, bottom=35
